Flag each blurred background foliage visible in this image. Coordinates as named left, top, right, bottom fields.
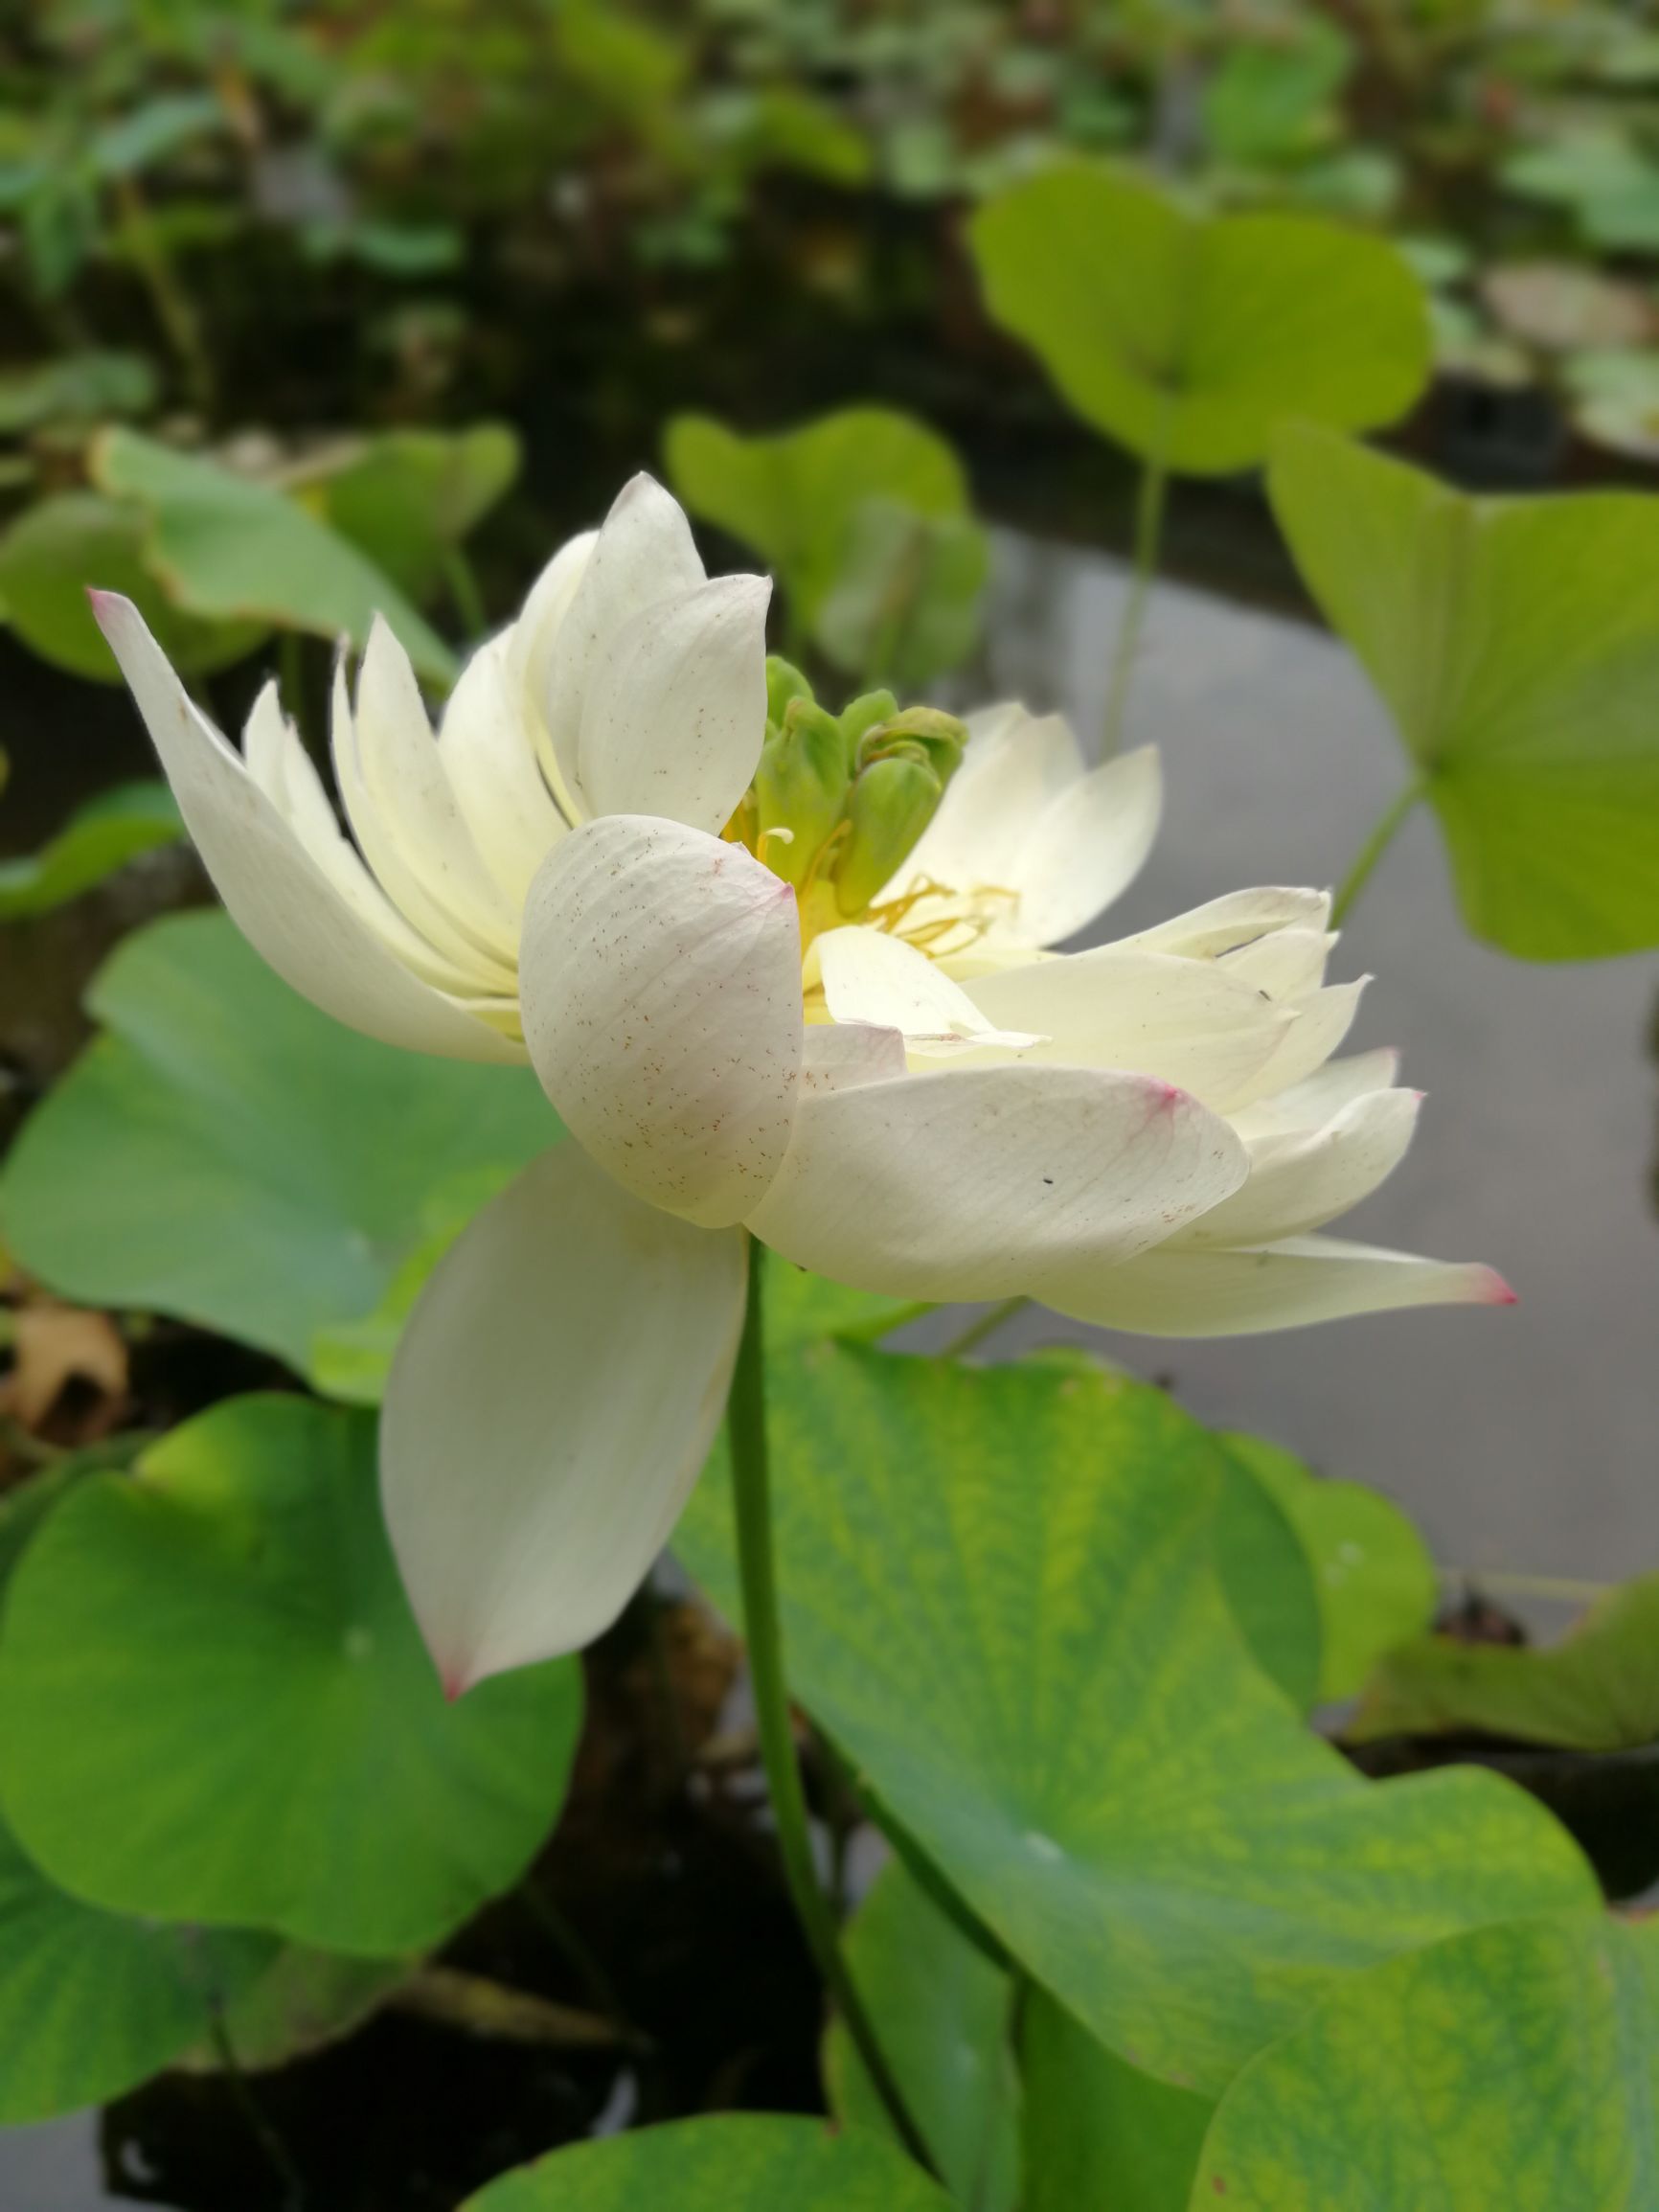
left=4, top=0, right=1659, bottom=718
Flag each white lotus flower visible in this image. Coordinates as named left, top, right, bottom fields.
left=93, top=473, right=1510, bottom=1691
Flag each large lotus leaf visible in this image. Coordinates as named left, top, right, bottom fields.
left=0, top=490, right=265, bottom=678
left=91, top=428, right=457, bottom=683
left=0, top=1812, right=275, bottom=2125
left=1349, top=1573, right=1659, bottom=1752
left=674, top=1347, right=1595, bottom=2094
left=1191, top=1911, right=1659, bottom=2208
left=0, top=1456, right=406, bottom=2097
left=825, top=1859, right=1020, bottom=2210
left=1223, top=1433, right=1437, bottom=1700
left=662, top=406, right=969, bottom=630
left=0, top=1395, right=583, bottom=1955
left=464, top=2114, right=957, bottom=2210
left=1270, top=422, right=1659, bottom=958
left=1, top=911, right=557, bottom=1381
left=968, top=164, right=1429, bottom=474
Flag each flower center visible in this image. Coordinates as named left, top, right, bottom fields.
left=724, top=658, right=968, bottom=955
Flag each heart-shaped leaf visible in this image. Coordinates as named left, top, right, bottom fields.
left=969, top=164, right=1429, bottom=474
left=1269, top=422, right=1659, bottom=959
left=1, top=911, right=557, bottom=1382
left=663, top=407, right=970, bottom=633
left=1193, top=1911, right=1659, bottom=2208
left=675, top=1347, right=1595, bottom=2092
left=0, top=1395, right=583, bottom=1955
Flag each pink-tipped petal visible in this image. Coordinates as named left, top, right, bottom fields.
left=1042, top=1235, right=1518, bottom=1338
left=747, top=1060, right=1247, bottom=1300
left=381, top=1143, right=747, bottom=1690
left=90, top=593, right=523, bottom=1063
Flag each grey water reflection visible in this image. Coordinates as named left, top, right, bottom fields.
left=0, top=2117, right=110, bottom=2210
left=964, top=529, right=1659, bottom=1587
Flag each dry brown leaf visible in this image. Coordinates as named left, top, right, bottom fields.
left=1, top=1303, right=128, bottom=1428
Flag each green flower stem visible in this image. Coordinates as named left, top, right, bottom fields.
left=114, top=175, right=216, bottom=415
left=204, top=1995, right=305, bottom=2210
left=728, top=1236, right=939, bottom=2178
left=1330, top=780, right=1425, bottom=927
left=442, top=546, right=489, bottom=644
left=940, top=1294, right=1029, bottom=1360
left=861, top=515, right=927, bottom=692
left=1101, top=421, right=1172, bottom=759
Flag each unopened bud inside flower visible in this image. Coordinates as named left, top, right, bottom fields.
left=837, top=751, right=950, bottom=916
left=755, top=700, right=847, bottom=887
left=764, top=654, right=814, bottom=729
left=852, top=704, right=966, bottom=784
left=739, top=662, right=966, bottom=929
left=836, top=687, right=898, bottom=758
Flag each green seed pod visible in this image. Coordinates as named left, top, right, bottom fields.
left=836, top=687, right=899, bottom=767
left=764, top=655, right=814, bottom=731
left=754, top=699, right=849, bottom=888
left=836, top=754, right=945, bottom=917
left=853, top=704, right=967, bottom=786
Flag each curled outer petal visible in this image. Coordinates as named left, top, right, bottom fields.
left=1039, top=1234, right=1514, bottom=1339
left=1172, top=1087, right=1420, bottom=1249
left=90, top=592, right=521, bottom=1064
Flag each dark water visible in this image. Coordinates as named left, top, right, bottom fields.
left=2, top=528, right=1655, bottom=2207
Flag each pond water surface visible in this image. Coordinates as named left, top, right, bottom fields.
left=968, top=532, right=1657, bottom=1596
